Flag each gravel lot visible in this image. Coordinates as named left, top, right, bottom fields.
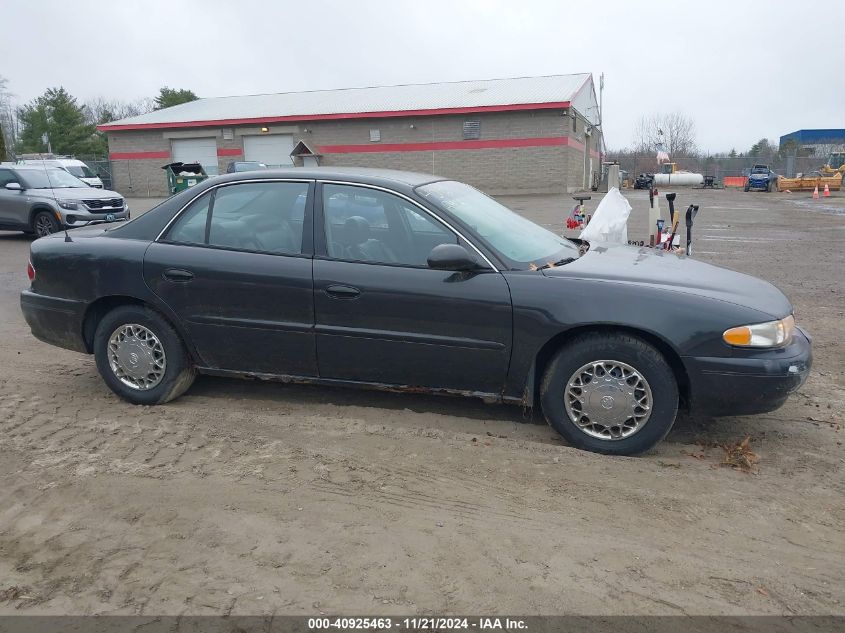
left=0, top=187, right=842, bottom=616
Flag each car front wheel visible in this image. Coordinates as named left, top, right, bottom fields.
left=32, top=210, right=60, bottom=237
left=540, top=333, right=679, bottom=455
left=94, top=305, right=196, bottom=405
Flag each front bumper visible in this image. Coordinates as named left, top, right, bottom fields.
left=20, top=290, right=88, bottom=353
left=62, top=208, right=129, bottom=227
left=684, top=327, right=812, bottom=416
left=747, top=179, right=770, bottom=190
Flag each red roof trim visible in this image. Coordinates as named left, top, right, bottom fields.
left=97, top=102, right=571, bottom=131
left=320, top=136, right=574, bottom=154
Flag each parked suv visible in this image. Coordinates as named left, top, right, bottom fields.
left=0, top=165, right=128, bottom=236
left=745, top=164, right=777, bottom=192
left=226, top=161, right=268, bottom=173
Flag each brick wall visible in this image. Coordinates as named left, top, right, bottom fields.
left=107, top=109, right=591, bottom=196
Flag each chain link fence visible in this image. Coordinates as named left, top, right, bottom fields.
left=77, top=156, right=113, bottom=189
left=611, top=154, right=830, bottom=181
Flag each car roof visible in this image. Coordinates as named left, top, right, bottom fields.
left=216, top=166, right=445, bottom=188
left=12, top=164, right=65, bottom=171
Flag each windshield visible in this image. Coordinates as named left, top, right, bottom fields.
left=64, top=164, right=96, bottom=179
left=19, top=168, right=88, bottom=189
left=416, top=180, right=579, bottom=269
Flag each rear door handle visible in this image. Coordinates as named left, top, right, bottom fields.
left=163, top=268, right=194, bottom=282
left=325, top=284, right=361, bottom=299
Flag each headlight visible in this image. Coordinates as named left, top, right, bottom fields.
left=723, top=315, right=795, bottom=348
left=56, top=199, right=79, bottom=210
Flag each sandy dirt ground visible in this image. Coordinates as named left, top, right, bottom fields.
left=0, top=187, right=842, bottom=616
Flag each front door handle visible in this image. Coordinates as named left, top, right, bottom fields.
left=163, top=268, right=194, bottom=282
left=325, top=284, right=361, bottom=299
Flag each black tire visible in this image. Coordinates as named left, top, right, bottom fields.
left=93, top=305, right=196, bottom=405
left=32, top=210, right=60, bottom=237
left=743, top=185, right=750, bottom=192
left=540, top=333, right=678, bottom=456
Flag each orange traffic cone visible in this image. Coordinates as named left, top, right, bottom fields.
left=812, top=186, right=820, bottom=199
left=823, top=183, right=830, bottom=197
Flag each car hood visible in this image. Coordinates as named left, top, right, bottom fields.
left=542, top=242, right=791, bottom=318
left=30, top=187, right=122, bottom=200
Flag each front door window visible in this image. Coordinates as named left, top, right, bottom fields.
left=322, top=184, right=457, bottom=267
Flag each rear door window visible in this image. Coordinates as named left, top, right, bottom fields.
left=165, top=182, right=309, bottom=254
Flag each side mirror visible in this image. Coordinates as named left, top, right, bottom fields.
left=427, top=243, right=479, bottom=271
left=5, top=182, right=22, bottom=191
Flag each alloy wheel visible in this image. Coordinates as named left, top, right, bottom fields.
left=35, top=214, right=57, bottom=237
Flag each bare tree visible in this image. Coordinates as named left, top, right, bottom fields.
left=633, top=112, right=697, bottom=158
left=0, top=75, right=19, bottom=159
left=84, top=96, right=156, bottom=126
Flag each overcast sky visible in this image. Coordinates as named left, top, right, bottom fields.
left=3, top=0, right=842, bottom=153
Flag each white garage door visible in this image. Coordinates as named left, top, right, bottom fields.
left=243, top=134, right=294, bottom=167
left=171, top=138, right=219, bottom=175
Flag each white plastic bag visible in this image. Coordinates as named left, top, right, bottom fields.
left=579, top=187, right=631, bottom=244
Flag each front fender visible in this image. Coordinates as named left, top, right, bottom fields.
left=501, top=273, right=776, bottom=400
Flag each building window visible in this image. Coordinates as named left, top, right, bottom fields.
left=462, top=120, right=481, bottom=140
left=572, top=114, right=577, bottom=133
left=369, top=129, right=381, bottom=142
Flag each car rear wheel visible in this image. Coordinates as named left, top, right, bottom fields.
left=540, top=333, right=678, bottom=455
left=94, top=305, right=196, bottom=405
left=32, top=210, right=60, bottom=237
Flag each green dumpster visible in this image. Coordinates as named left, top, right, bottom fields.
left=162, top=162, right=208, bottom=194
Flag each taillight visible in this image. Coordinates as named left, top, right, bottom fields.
left=26, top=261, right=35, bottom=282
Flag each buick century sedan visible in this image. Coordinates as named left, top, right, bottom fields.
left=20, top=168, right=812, bottom=455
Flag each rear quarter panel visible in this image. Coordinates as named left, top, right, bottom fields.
left=30, top=233, right=152, bottom=303
left=28, top=233, right=193, bottom=354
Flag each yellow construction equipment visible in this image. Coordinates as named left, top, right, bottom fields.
left=777, top=151, right=844, bottom=191
left=820, top=152, right=845, bottom=176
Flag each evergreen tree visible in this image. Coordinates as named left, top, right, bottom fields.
left=154, top=87, right=198, bottom=110
left=16, top=87, right=103, bottom=155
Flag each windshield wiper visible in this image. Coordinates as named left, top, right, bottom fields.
left=531, top=257, right=577, bottom=271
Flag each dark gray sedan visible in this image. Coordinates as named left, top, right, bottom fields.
left=20, top=168, right=811, bottom=455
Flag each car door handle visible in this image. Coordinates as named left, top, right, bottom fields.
left=325, top=284, right=361, bottom=299
left=163, top=268, right=194, bottom=282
